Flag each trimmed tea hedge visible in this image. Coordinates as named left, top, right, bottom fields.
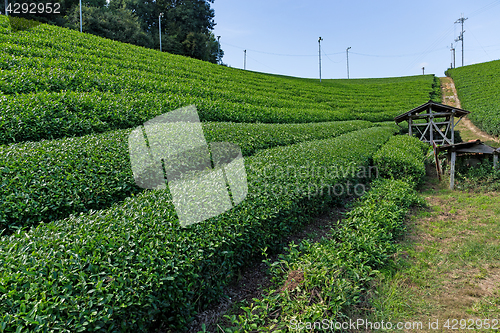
left=373, top=134, right=428, bottom=185
left=0, top=16, right=10, bottom=35
left=7, top=16, right=42, bottom=32
left=447, top=60, right=500, bottom=137
left=0, top=126, right=397, bottom=332
left=223, top=135, right=429, bottom=329
left=0, top=120, right=371, bottom=233
left=0, top=22, right=439, bottom=144
left=224, top=178, right=424, bottom=330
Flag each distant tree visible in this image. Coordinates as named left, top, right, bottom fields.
left=65, top=5, right=153, bottom=48
left=120, top=0, right=222, bottom=62
left=4, top=0, right=223, bottom=63
left=2, top=0, right=81, bottom=25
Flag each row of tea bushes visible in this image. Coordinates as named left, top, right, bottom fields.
left=0, top=120, right=371, bottom=237
left=447, top=60, right=500, bottom=137
left=223, top=178, right=424, bottom=331
left=223, top=135, right=428, bottom=330
left=373, top=135, right=428, bottom=185
left=0, top=126, right=397, bottom=332
left=0, top=92, right=386, bottom=144
left=0, top=22, right=439, bottom=145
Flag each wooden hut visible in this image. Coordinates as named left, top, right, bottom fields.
left=394, top=100, right=470, bottom=146
left=436, top=140, right=499, bottom=189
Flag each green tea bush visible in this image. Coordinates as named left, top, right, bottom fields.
left=7, top=16, right=42, bottom=32
left=0, top=126, right=397, bottom=332
left=0, top=120, right=370, bottom=234
left=0, top=23, right=439, bottom=144
left=373, top=135, right=428, bottom=185
left=0, top=15, right=10, bottom=34
left=447, top=60, right=500, bottom=137
left=223, top=178, right=424, bottom=330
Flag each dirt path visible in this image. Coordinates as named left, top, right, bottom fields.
left=439, top=77, right=500, bottom=144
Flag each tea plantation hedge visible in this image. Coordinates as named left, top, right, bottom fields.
left=0, top=22, right=439, bottom=144
left=226, top=178, right=424, bottom=330
left=373, top=135, right=428, bottom=185
left=0, top=126, right=397, bottom=332
left=0, top=120, right=371, bottom=234
left=447, top=60, right=500, bottom=137
left=223, top=135, right=428, bottom=330
left=0, top=16, right=10, bottom=35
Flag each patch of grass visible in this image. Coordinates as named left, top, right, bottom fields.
left=455, top=160, right=500, bottom=192
left=365, top=175, right=500, bottom=330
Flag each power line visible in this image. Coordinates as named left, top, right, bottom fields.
left=244, top=53, right=280, bottom=73
left=222, top=42, right=317, bottom=57
left=468, top=0, right=500, bottom=18
left=224, top=41, right=447, bottom=60
left=322, top=50, right=342, bottom=64
left=469, top=27, right=491, bottom=59
left=401, top=24, right=455, bottom=74
left=352, top=48, right=446, bottom=58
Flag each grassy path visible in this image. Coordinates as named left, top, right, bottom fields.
left=369, top=171, right=500, bottom=332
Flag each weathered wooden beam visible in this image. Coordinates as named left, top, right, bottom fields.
left=408, top=117, right=413, bottom=136
left=432, top=121, right=453, bottom=145
left=494, top=153, right=498, bottom=169
left=419, top=122, right=431, bottom=142
left=409, top=112, right=458, bottom=119
left=433, top=141, right=442, bottom=181
left=415, top=124, right=425, bottom=138
left=429, top=117, right=434, bottom=144
left=450, top=151, right=456, bottom=190
left=411, top=121, right=453, bottom=126
left=451, top=112, right=455, bottom=144
left=454, top=116, right=464, bottom=129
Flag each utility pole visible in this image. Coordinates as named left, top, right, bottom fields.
left=318, top=37, right=323, bottom=83
left=346, top=47, right=351, bottom=79
left=79, top=0, right=82, bottom=32
left=244, top=50, right=246, bottom=70
left=5, top=0, right=8, bottom=16
left=217, top=36, right=221, bottom=64
left=422, top=67, right=425, bottom=75
left=455, top=14, right=468, bottom=67
left=450, top=43, right=455, bottom=69
left=159, top=13, right=163, bottom=52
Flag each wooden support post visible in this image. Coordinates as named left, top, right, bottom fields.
left=451, top=112, right=455, bottom=144
left=408, top=117, right=412, bottom=137
left=450, top=150, right=456, bottom=190
left=429, top=116, right=434, bottom=144
left=433, top=141, right=442, bottom=181
left=494, top=153, right=498, bottom=169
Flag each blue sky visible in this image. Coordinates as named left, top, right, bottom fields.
left=211, top=0, right=500, bottom=79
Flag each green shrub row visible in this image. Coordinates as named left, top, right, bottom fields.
left=0, top=23, right=438, bottom=144
left=0, top=92, right=384, bottom=144
left=223, top=178, right=424, bottom=330
left=0, top=120, right=371, bottom=234
left=0, top=91, right=431, bottom=145
left=373, top=135, right=428, bottom=185
left=447, top=61, right=500, bottom=136
left=7, top=16, right=42, bottom=32
left=0, top=126, right=397, bottom=332
left=0, top=15, right=10, bottom=35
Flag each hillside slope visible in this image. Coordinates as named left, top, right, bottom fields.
left=0, top=17, right=443, bottom=332
left=0, top=19, right=439, bottom=144
left=447, top=59, right=500, bottom=137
